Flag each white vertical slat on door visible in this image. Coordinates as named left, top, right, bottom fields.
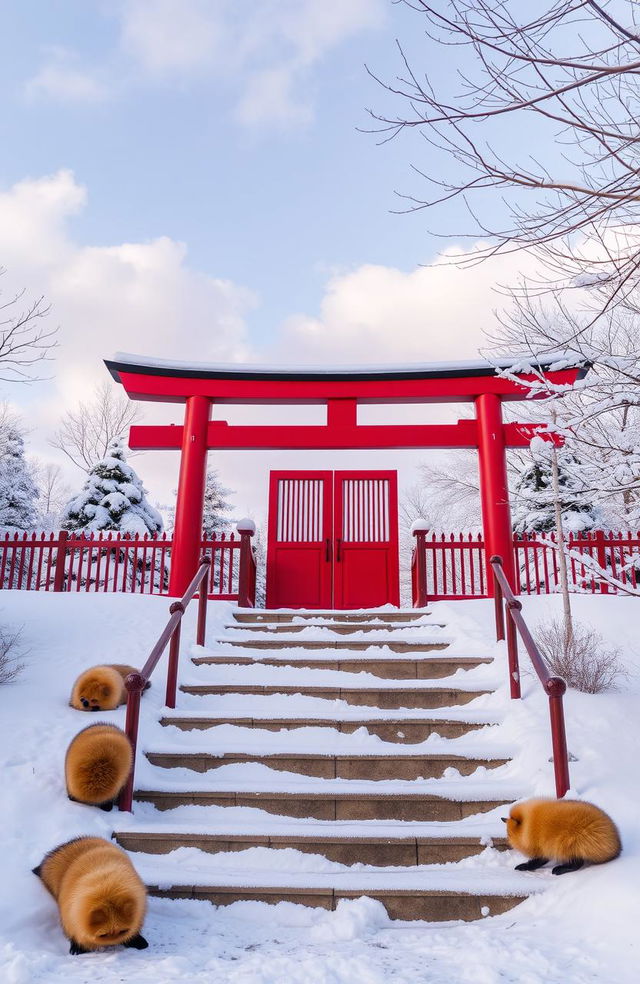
left=277, top=479, right=324, bottom=542
left=342, top=479, right=390, bottom=542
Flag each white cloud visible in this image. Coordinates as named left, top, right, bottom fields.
left=271, top=250, right=540, bottom=365
left=117, top=0, right=385, bottom=126
left=24, top=49, right=109, bottom=104
left=0, top=169, right=260, bottom=507
left=0, top=171, right=85, bottom=268
left=0, top=170, right=256, bottom=409
left=119, top=0, right=222, bottom=76
left=23, top=1, right=385, bottom=123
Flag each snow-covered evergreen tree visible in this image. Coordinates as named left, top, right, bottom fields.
left=0, top=426, right=39, bottom=531
left=512, top=440, right=598, bottom=534
left=202, top=470, right=234, bottom=537
left=168, top=468, right=234, bottom=536
left=60, top=439, right=163, bottom=535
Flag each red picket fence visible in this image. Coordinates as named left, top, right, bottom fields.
left=412, top=529, right=640, bottom=602
left=0, top=530, right=244, bottom=601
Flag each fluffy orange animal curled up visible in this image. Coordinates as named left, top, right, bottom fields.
left=69, top=664, right=149, bottom=712
left=503, top=798, right=621, bottom=875
left=65, top=723, right=133, bottom=811
left=32, top=836, right=148, bottom=955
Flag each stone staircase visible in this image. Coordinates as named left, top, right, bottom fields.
left=114, top=609, right=534, bottom=922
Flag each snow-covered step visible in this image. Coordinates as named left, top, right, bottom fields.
left=144, top=749, right=511, bottom=780
left=134, top=777, right=520, bottom=819
left=116, top=829, right=508, bottom=865
left=129, top=849, right=534, bottom=921
left=224, top=620, right=447, bottom=634
left=192, top=653, right=490, bottom=679
left=179, top=683, right=492, bottom=708
left=215, top=637, right=452, bottom=652
left=159, top=714, right=495, bottom=741
left=232, top=610, right=431, bottom=623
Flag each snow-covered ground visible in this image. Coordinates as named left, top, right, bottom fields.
left=0, top=590, right=638, bottom=984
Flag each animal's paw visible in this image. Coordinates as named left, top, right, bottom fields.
left=124, top=933, right=148, bottom=950
left=69, top=939, right=90, bottom=956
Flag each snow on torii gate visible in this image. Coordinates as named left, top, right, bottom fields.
left=105, top=355, right=587, bottom=600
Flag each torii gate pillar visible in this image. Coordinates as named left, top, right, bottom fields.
left=169, top=395, right=210, bottom=596
left=476, top=392, right=515, bottom=592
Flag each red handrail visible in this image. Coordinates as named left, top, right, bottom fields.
left=118, top=555, right=211, bottom=812
left=490, top=555, right=570, bottom=798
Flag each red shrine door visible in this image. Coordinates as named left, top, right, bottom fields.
left=266, top=470, right=399, bottom=609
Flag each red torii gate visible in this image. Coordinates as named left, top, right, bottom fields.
left=105, top=355, right=586, bottom=600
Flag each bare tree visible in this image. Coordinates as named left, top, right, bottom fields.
left=494, top=292, right=640, bottom=522
left=369, top=1, right=640, bottom=313
left=32, top=461, right=72, bottom=527
left=0, top=269, right=56, bottom=382
left=50, top=382, right=141, bottom=472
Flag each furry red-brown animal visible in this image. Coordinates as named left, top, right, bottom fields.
left=65, top=723, right=133, bottom=811
left=69, top=664, right=147, bottom=712
left=32, top=836, right=148, bottom=955
left=504, top=798, right=621, bottom=875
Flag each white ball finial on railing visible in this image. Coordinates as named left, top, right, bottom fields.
left=410, top=519, right=430, bottom=535
left=236, top=518, right=256, bottom=535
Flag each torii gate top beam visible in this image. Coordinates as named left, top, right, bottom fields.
left=105, top=353, right=588, bottom=405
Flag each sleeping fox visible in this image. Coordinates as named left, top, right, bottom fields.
left=69, top=664, right=149, bottom=712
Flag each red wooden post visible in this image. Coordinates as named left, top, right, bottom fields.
left=491, top=555, right=505, bottom=641
left=412, top=526, right=428, bottom=608
left=595, top=528, right=609, bottom=594
left=197, top=556, right=210, bottom=645
left=168, top=395, right=211, bottom=597
left=546, top=676, right=570, bottom=797
left=476, top=393, right=515, bottom=595
left=505, top=599, right=522, bottom=699
left=53, top=530, right=69, bottom=593
left=164, top=602, right=184, bottom=709
left=237, top=520, right=256, bottom=608
left=118, top=672, right=145, bottom=813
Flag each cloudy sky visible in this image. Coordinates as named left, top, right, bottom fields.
left=0, top=0, right=534, bottom=521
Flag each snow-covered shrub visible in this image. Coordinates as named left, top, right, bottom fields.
left=60, top=439, right=162, bottom=535
left=60, top=440, right=165, bottom=590
left=0, top=625, right=24, bottom=685
left=535, top=618, right=626, bottom=693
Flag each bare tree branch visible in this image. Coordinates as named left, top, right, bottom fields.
left=369, top=1, right=640, bottom=311
left=0, top=268, right=57, bottom=383
left=49, top=382, right=141, bottom=472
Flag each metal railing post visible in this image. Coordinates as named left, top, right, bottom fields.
left=196, top=556, right=210, bottom=645
left=547, top=677, right=570, bottom=797
left=118, top=672, right=145, bottom=812
left=164, top=602, right=184, bottom=709
left=505, top=599, right=522, bottom=699
left=490, top=555, right=505, bottom=641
